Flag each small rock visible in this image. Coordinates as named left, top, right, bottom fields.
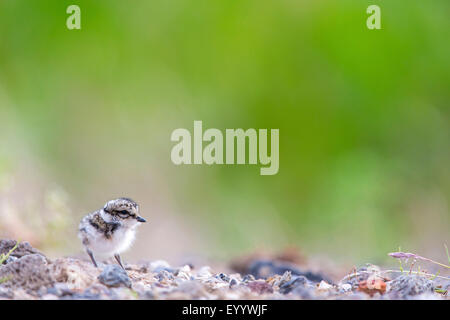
left=176, top=271, right=191, bottom=281
left=242, top=274, right=255, bottom=283
left=5, top=256, right=18, bottom=264
left=357, top=275, right=387, bottom=296
left=271, top=271, right=292, bottom=288
left=196, top=266, right=212, bottom=279
left=387, top=275, right=434, bottom=299
left=279, top=276, right=308, bottom=294
left=0, top=254, right=55, bottom=291
left=177, top=265, right=192, bottom=274
left=157, top=270, right=175, bottom=282
left=216, top=273, right=230, bottom=282
left=340, top=283, right=352, bottom=292
left=317, top=280, right=333, bottom=291
left=98, top=265, right=132, bottom=288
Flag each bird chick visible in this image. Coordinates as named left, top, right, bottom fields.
left=78, top=198, right=146, bottom=269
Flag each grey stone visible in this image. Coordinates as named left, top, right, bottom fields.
left=157, top=270, right=175, bottom=281
left=216, top=273, right=230, bottom=282
left=4, top=256, right=18, bottom=264
left=242, top=274, right=255, bottom=283
left=387, top=275, right=434, bottom=299
left=0, top=254, right=55, bottom=291
left=98, top=265, right=132, bottom=288
left=279, top=275, right=308, bottom=294
left=47, top=283, right=74, bottom=297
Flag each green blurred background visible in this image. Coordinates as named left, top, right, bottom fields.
left=0, top=0, right=448, bottom=266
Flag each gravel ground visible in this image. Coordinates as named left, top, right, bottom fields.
left=0, top=240, right=448, bottom=300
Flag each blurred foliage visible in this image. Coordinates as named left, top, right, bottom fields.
left=0, top=1, right=448, bottom=263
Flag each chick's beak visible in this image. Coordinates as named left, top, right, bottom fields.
left=136, top=216, right=147, bottom=223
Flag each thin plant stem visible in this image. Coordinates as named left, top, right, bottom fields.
left=340, top=270, right=450, bottom=283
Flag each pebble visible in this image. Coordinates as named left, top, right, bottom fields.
left=279, top=276, right=308, bottom=294
left=387, top=275, right=434, bottom=299
left=5, top=256, right=18, bottom=264
left=242, top=274, right=255, bottom=283
left=157, top=270, right=175, bottom=282
left=317, top=280, right=333, bottom=291
left=340, top=283, right=352, bottom=292
left=216, top=273, right=230, bottom=282
left=98, top=265, right=132, bottom=288
left=229, top=279, right=238, bottom=288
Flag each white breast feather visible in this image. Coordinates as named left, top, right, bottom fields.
left=81, top=224, right=137, bottom=257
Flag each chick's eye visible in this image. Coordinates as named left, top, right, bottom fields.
left=118, top=210, right=129, bottom=217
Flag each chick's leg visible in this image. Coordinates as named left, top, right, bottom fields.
left=114, top=253, right=125, bottom=270
left=87, top=249, right=98, bottom=268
